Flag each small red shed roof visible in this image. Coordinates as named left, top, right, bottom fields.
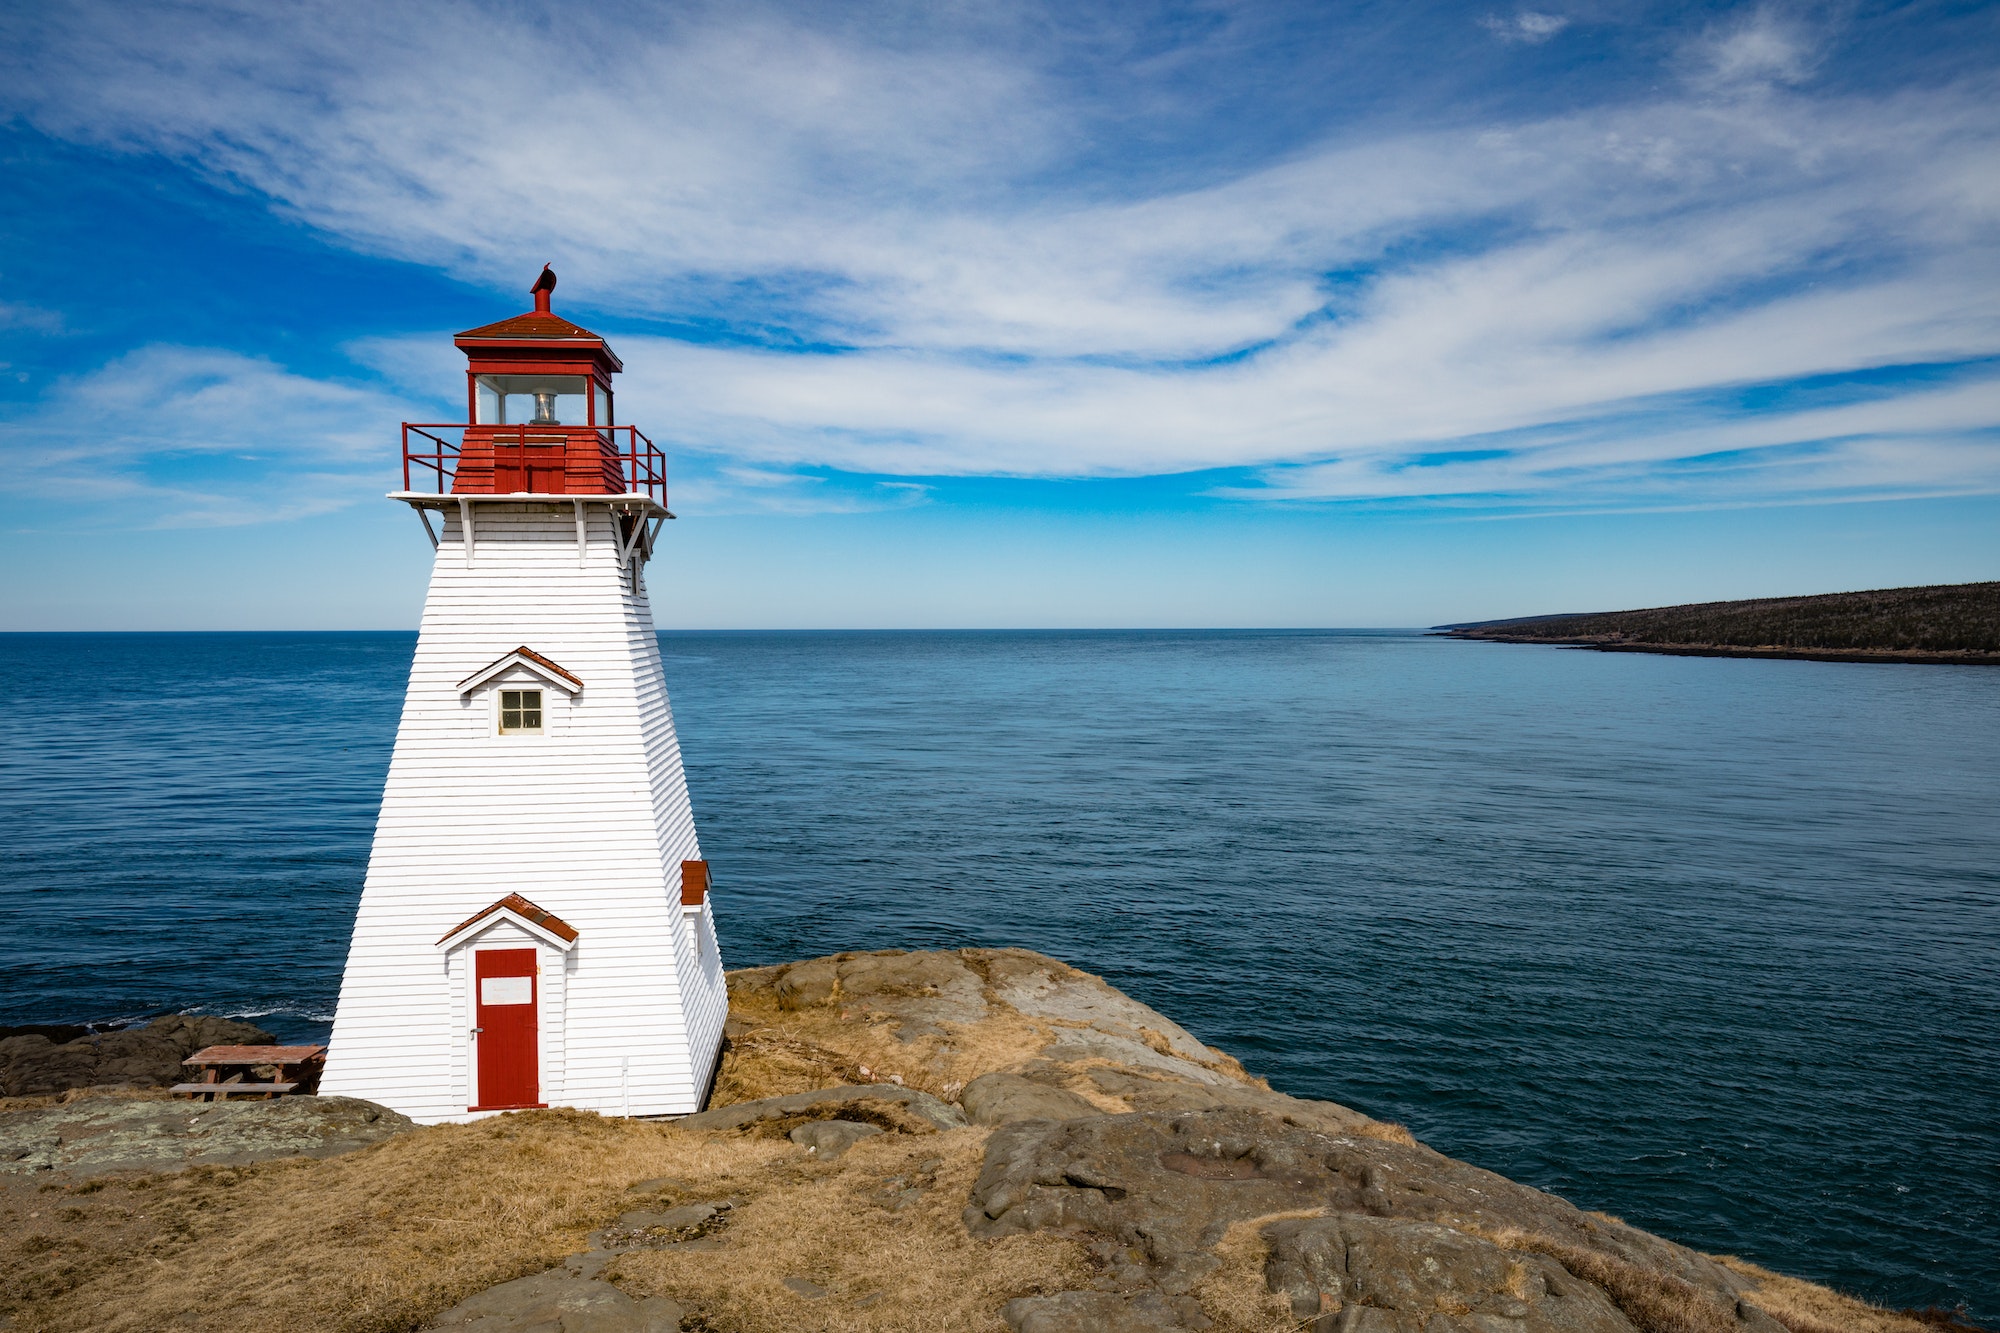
left=438, top=892, right=580, bottom=946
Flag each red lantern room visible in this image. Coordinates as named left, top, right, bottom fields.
left=400, top=266, right=668, bottom=505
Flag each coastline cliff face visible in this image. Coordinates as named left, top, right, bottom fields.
left=0, top=950, right=1955, bottom=1333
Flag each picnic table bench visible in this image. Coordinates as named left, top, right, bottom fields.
left=173, top=1044, right=326, bottom=1100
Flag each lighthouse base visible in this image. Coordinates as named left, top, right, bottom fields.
left=322, top=498, right=725, bottom=1124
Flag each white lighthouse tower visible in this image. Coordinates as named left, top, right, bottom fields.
left=321, top=267, right=727, bottom=1122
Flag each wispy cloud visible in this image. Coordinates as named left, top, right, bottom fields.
left=1481, top=11, right=1570, bottom=45
left=1688, top=6, right=1821, bottom=93
left=0, top=347, right=411, bottom=526
left=3, top=0, right=1998, bottom=516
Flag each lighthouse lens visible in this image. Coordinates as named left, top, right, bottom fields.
left=531, top=392, right=559, bottom=425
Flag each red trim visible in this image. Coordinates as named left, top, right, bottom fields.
left=469, top=1103, right=549, bottom=1112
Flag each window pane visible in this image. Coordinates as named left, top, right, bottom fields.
left=499, top=688, right=544, bottom=734
left=478, top=374, right=587, bottom=427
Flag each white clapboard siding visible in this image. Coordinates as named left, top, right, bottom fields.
left=321, top=504, right=727, bottom=1123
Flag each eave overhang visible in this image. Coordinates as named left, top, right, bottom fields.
left=436, top=893, right=580, bottom=953
left=458, top=646, right=584, bottom=698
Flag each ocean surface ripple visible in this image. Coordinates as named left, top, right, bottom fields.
left=0, top=630, right=1993, bottom=1318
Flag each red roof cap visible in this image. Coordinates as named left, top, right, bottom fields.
left=454, top=268, right=623, bottom=373
left=456, top=309, right=606, bottom=343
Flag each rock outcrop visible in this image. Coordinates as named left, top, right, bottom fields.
left=0, top=1013, right=277, bottom=1097
left=0, top=1091, right=413, bottom=1174
left=691, top=948, right=1824, bottom=1333
left=966, top=1106, right=1750, bottom=1331
left=426, top=1269, right=686, bottom=1332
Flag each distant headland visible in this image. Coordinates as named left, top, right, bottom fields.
left=1436, top=581, right=2000, bottom=665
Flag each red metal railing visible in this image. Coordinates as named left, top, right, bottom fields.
left=400, top=423, right=669, bottom=505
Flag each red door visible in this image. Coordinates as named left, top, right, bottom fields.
left=474, top=948, right=540, bottom=1109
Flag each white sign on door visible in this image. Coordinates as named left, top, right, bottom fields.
left=480, top=976, right=533, bottom=1006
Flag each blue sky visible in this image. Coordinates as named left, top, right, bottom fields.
left=2, top=0, right=1996, bottom=629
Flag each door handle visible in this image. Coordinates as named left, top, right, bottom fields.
left=470, top=1027, right=483, bottom=1035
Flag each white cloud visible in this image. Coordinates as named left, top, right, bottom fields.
left=0, top=302, right=66, bottom=334
left=4, top=1, right=1999, bottom=513
left=1688, top=7, right=1820, bottom=93
left=0, top=347, right=414, bottom=525
left=1482, top=12, right=1571, bottom=44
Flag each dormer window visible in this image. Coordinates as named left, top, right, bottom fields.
left=459, top=648, right=581, bottom=733
left=500, top=689, right=543, bottom=734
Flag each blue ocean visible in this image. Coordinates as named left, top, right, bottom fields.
left=1, top=630, right=1994, bottom=1318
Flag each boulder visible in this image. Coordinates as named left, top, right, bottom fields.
left=772, top=958, right=839, bottom=1010
left=426, top=1268, right=684, bottom=1331
left=789, top=1119, right=883, bottom=1158
left=961, top=1072, right=1101, bottom=1125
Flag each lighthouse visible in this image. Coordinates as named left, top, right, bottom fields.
left=320, top=267, right=727, bottom=1122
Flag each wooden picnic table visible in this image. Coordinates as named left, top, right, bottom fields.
left=173, top=1044, right=326, bottom=1101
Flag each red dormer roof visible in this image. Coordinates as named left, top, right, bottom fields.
left=457, top=646, right=585, bottom=697
left=438, top=892, right=580, bottom=947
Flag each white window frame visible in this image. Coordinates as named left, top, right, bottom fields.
left=497, top=687, right=545, bottom=736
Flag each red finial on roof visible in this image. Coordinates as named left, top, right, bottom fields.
left=531, top=264, right=557, bottom=313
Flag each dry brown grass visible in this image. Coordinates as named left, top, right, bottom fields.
left=613, top=1127, right=1087, bottom=1331
left=1188, top=1210, right=1326, bottom=1332
left=5, top=1110, right=792, bottom=1332
left=1352, top=1120, right=1419, bottom=1147
left=1717, top=1256, right=1959, bottom=1333
left=0, top=1110, right=1091, bottom=1333
left=1484, top=1226, right=1739, bottom=1333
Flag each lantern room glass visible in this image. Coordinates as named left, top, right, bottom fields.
left=474, top=375, right=591, bottom=426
